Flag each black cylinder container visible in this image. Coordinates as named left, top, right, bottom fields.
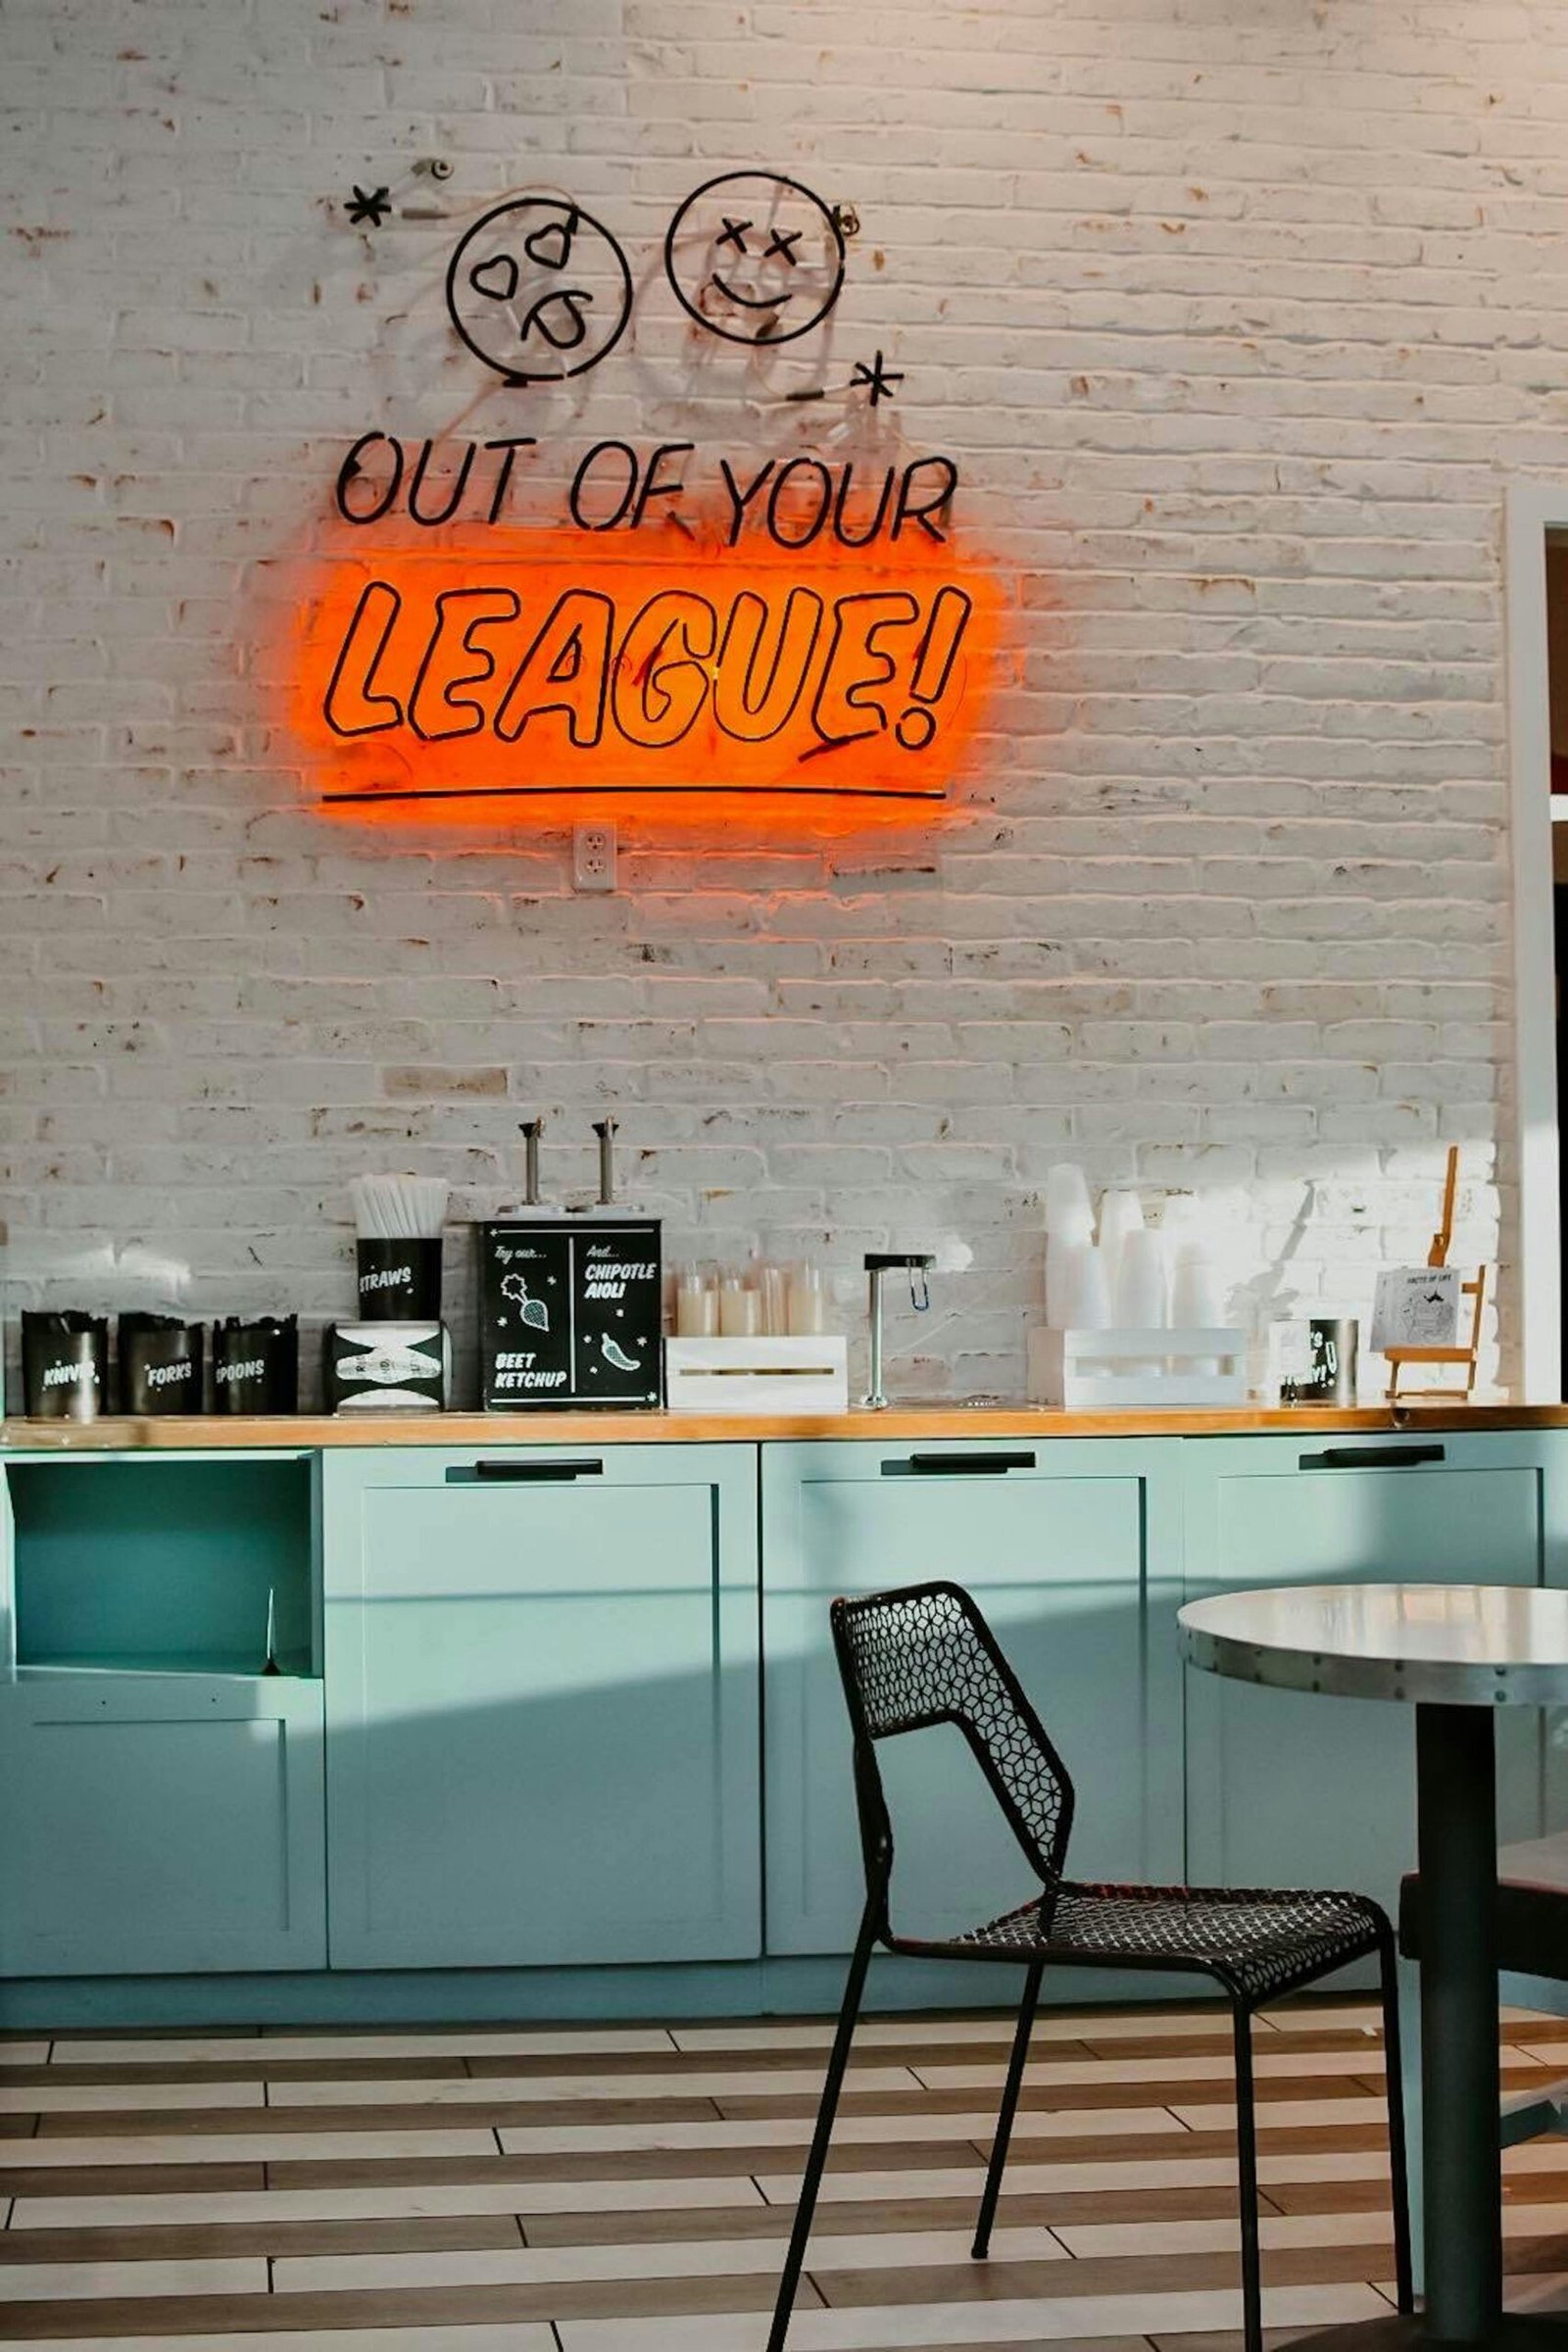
left=356, top=1237, right=443, bottom=1321
left=22, top=1311, right=110, bottom=1422
left=1303, top=1316, right=1359, bottom=1406
left=119, top=1314, right=205, bottom=1416
left=212, top=1316, right=299, bottom=1415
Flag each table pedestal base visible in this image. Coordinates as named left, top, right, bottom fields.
left=1292, top=1703, right=1562, bottom=2351
left=1288, top=2313, right=1568, bottom=2350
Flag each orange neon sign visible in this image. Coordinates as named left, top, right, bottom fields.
left=287, top=528, right=1001, bottom=820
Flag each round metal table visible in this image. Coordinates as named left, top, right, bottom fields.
left=1179, top=1582, right=1568, bottom=2352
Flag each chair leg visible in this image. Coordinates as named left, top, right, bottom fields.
left=1379, top=1934, right=1415, bottom=2316
left=1396, top=1951, right=1425, bottom=2301
left=1232, top=1999, right=1264, bottom=2352
left=766, top=1906, right=877, bottom=2352
left=972, top=1957, right=1044, bottom=2258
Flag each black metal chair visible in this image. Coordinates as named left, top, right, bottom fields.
left=1401, top=1830, right=1568, bottom=1988
left=767, top=1579, right=1413, bottom=2352
left=1401, top=1832, right=1568, bottom=2151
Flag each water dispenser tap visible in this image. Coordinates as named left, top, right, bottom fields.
left=863, top=1250, right=934, bottom=1410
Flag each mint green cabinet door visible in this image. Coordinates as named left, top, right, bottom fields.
left=323, top=1445, right=760, bottom=1970
left=0, top=1672, right=326, bottom=1976
left=0, top=1467, right=13, bottom=1676
left=1536, top=1434, right=1568, bottom=1834
left=1183, top=1433, right=1563, bottom=1918
left=762, top=1438, right=1185, bottom=1956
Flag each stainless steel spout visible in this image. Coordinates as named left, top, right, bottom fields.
left=593, top=1117, right=618, bottom=1206
left=863, top=1250, right=935, bottom=1409
left=518, top=1118, right=544, bottom=1206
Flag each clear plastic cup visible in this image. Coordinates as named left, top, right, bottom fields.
left=759, top=1262, right=790, bottom=1337
left=719, top=1277, right=761, bottom=1338
left=674, top=1265, right=719, bottom=1337
left=787, top=1262, right=829, bottom=1336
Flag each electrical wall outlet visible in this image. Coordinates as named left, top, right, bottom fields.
left=572, top=821, right=616, bottom=892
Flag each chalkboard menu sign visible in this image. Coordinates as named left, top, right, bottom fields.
left=478, top=1219, right=662, bottom=1410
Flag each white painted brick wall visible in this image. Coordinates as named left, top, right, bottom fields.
left=0, top=0, right=1547, bottom=1403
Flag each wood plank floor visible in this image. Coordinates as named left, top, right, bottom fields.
left=0, top=1995, right=1564, bottom=2347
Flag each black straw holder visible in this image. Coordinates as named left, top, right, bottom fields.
left=356, top=1237, right=442, bottom=1321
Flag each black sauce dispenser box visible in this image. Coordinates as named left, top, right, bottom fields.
left=478, top=1218, right=662, bottom=1409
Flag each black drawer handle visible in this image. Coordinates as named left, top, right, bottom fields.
left=1298, top=1446, right=1446, bottom=1471
left=456, top=1458, right=605, bottom=1483
left=894, top=1451, right=1038, bottom=1477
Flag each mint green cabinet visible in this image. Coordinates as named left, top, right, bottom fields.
left=6, top=1426, right=1566, bottom=2007
left=1182, top=1432, right=1565, bottom=1919
left=1538, top=1433, right=1568, bottom=1833
left=323, top=1445, right=760, bottom=1970
left=761, top=1438, right=1185, bottom=1956
left=0, top=1451, right=325, bottom=1977
left=0, top=1671, right=326, bottom=1976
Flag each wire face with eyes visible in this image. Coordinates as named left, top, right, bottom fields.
left=711, top=214, right=806, bottom=309
left=446, top=195, right=633, bottom=384
left=664, top=171, right=848, bottom=346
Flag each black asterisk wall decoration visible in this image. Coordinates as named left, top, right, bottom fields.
left=346, top=185, right=393, bottom=228
left=850, top=350, right=904, bottom=407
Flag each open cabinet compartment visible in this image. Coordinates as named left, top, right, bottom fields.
left=6, top=1454, right=318, bottom=1679
left=0, top=1451, right=327, bottom=1976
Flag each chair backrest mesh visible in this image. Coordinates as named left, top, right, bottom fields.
left=831, top=1580, right=1075, bottom=1929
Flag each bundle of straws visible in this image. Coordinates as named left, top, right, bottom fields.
left=350, top=1175, right=449, bottom=1240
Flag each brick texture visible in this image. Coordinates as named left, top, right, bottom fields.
left=0, top=0, right=1539, bottom=1402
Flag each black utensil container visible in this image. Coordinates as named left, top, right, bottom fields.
left=356, top=1237, right=442, bottom=1321
left=1303, top=1316, right=1358, bottom=1406
left=119, top=1314, right=205, bottom=1415
left=213, top=1316, right=299, bottom=1414
left=22, top=1312, right=109, bottom=1421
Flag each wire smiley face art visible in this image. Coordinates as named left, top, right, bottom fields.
left=663, top=172, right=847, bottom=347
left=439, top=172, right=849, bottom=384
left=446, top=196, right=633, bottom=385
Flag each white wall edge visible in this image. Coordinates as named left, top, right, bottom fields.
left=1505, top=478, right=1562, bottom=1402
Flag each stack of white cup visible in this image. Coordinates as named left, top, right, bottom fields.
left=1044, top=1165, right=1098, bottom=1327
left=1044, top=1168, right=1227, bottom=1375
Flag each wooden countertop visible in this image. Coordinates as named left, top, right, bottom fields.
left=2, top=1403, right=1560, bottom=1449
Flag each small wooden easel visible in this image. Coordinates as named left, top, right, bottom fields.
left=1383, top=1145, right=1487, bottom=1402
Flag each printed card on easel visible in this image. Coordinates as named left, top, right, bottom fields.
left=1370, top=1266, right=1462, bottom=1353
